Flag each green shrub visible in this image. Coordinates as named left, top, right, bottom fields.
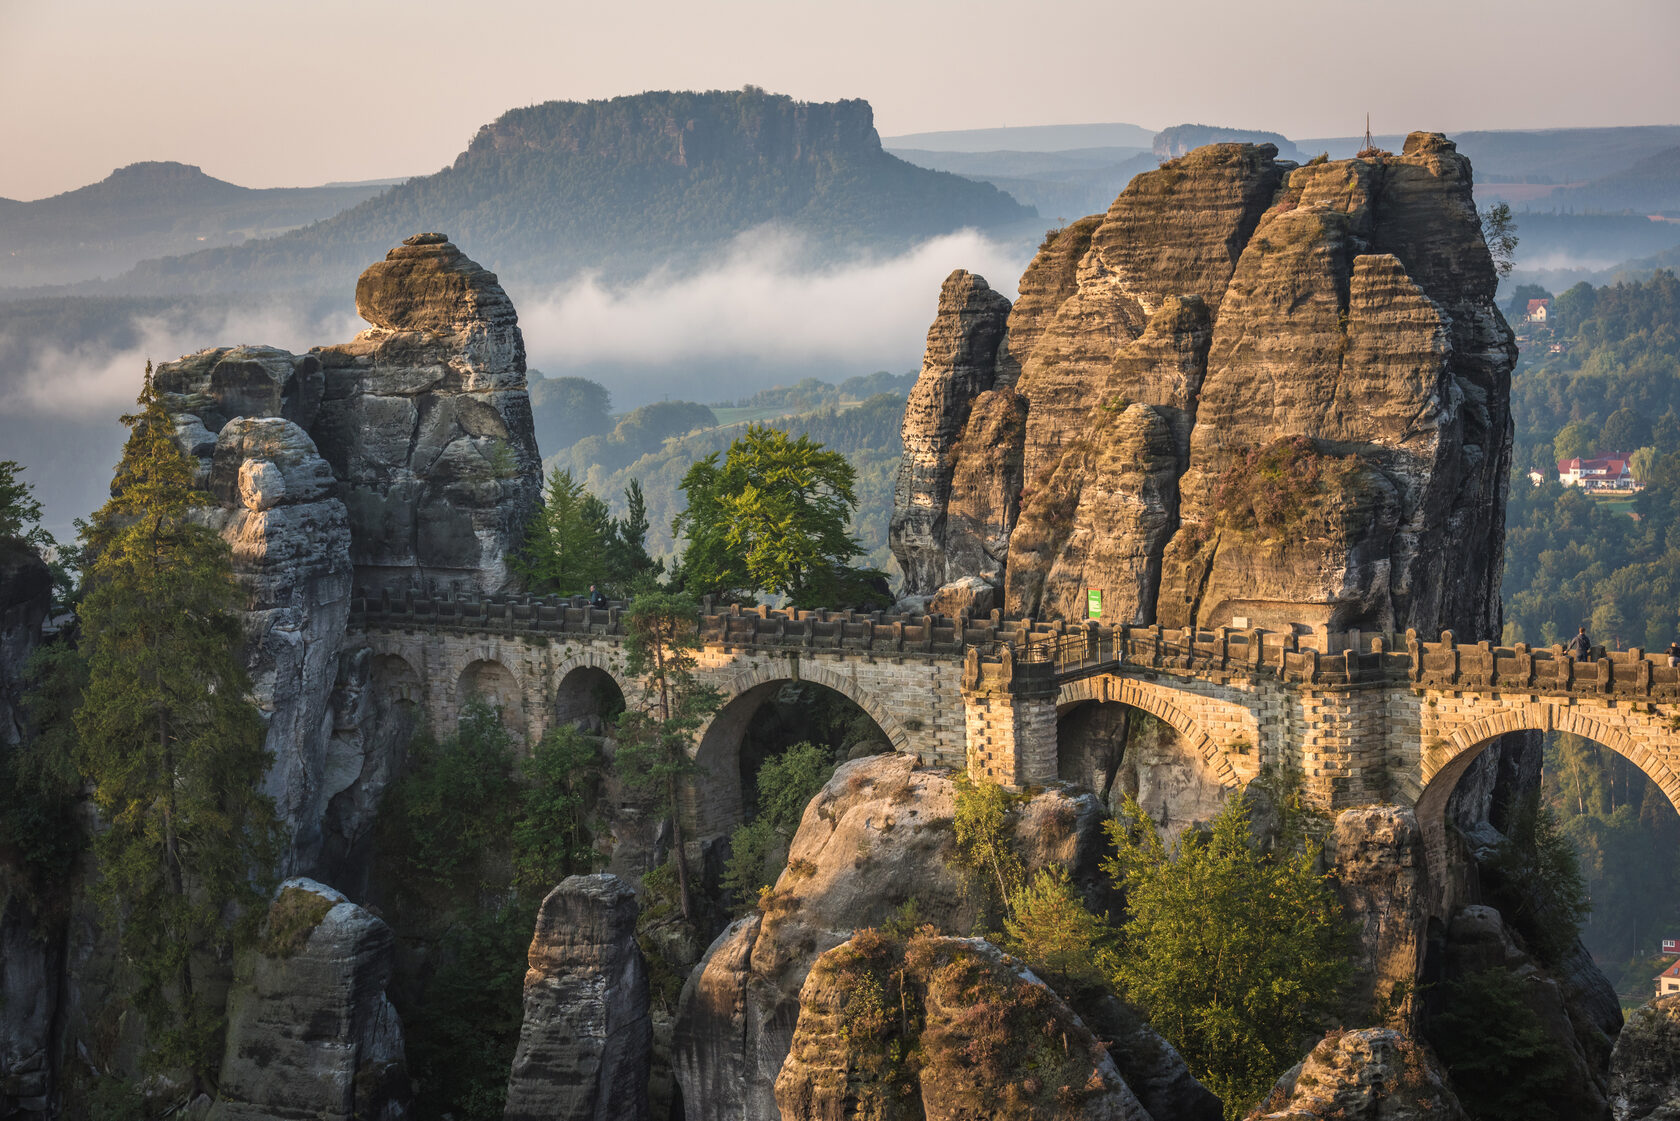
left=1426, top=968, right=1577, bottom=1121
left=261, top=886, right=336, bottom=959
left=1481, top=796, right=1589, bottom=966
left=723, top=741, right=834, bottom=908
left=512, top=725, right=602, bottom=894
left=1212, top=436, right=1368, bottom=537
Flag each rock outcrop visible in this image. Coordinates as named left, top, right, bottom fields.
left=210, top=879, right=408, bottom=1121
left=775, top=930, right=1151, bottom=1120
left=151, top=235, right=541, bottom=874
left=893, top=135, right=1515, bottom=641
left=1248, top=1028, right=1465, bottom=1120
left=313, top=233, right=542, bottom=597
left=1332, top=806, right=1428, bottom=1026
left=1609, top=994, right=1680, bottom=1120
left=672, top=755, right=1195, bottom=1121
left=504, top=874, right=652, bottom=1121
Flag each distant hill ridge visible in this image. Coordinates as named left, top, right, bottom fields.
left=110, top=88, right=1034, bottom=297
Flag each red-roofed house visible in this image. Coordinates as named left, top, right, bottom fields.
left=1558, top=452, right=1635, bottom=489
left=1527, top=298, right=1551, bottom=323
left=1656, top=959, right=1680, bottom=998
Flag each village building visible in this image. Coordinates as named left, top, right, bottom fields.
left=1557, top=451, right=1636, bottom=490
left=1527, top=297, right=1551, bottom=323
left=1656, top=959, right=1680, bottom=998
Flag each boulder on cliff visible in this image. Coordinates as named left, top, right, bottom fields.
left=775, top=929, right=1152, bottom=1120
left=1609, top=994, right=1680, bottom=1120
left=893, top=135, right=1515, bottom=641
left=1247, top=1027, right=1465, bottom=1120
left=503, top=874, right=652, bottom=1121
left=312, top=233, right=543, bottom=597
left=672, top=755, right=1200, bottom=1121
left=209, top=879, right=408, bottom=1121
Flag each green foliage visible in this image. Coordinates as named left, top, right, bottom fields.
left=949, top=774, right=1026, bottom=929
left=73, top=366, right=281, bottom=1083
left=1212, top=436, right=1367, bottom=537
left=1001, top=866, right=1115, bottom=994
left=1552, top=420, right=1597, bottom=463
left=1426, top=968, right=1577, bottom=1121
left=673, top=423, right=870, bottom=606
left=1482, top=794, right=1590, bottom=966
left=517, top=467, right=611, bottom=596
left=722, top=741, right=835, bottom=906
left=1480, top=202, right=1519, bottom=279
left=512, top=724, right=603, bottom=895
left=402, top=902, right=534, bottom=1121
left=603, top=479, right=664, bottom=595
left=378, top=701, right=519, bottom=899
left=1, top=641, right=87, bottom=908
left=0, top=458, right=53, bottom=552
left=614, top=591, right=721, bottom=920
left=260, top=886, right=337, bottom=959
left=1103, top=795, right=1351, bottom=1119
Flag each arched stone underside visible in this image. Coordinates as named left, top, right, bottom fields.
left=456, top=658, right=525, bottom=732
left=554, top=664, right=627, bottom=731
left=1057, top=674, right=1257, bottom=791
left=687, top=664, right=907, bottom=840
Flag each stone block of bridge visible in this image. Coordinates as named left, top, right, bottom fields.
left=961, top=647, right=1059, bottom=788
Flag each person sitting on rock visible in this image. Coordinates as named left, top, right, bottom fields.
left=1568, top=626, right=1592, bottom=662
left=588, top=584, right=607, bottom=609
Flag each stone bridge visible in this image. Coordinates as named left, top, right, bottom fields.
left=348, top=590, right=1680, bottom=868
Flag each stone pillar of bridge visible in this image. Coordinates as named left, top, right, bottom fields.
left=961, top=647, right=1059, bottom=788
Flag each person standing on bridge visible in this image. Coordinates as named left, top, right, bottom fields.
left=1666, top=639, right=1680, bottom=668
left=1568, top=626, right=1592, bottom=662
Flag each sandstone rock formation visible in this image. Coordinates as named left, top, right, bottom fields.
left=1248, top=1028, right=1465, bottom=1120
left=504, top=874, right=652, bottom=1121
left=152, top=235, right=542, bottom=874
left=775, top=931, right=1151, bottom=1120
left=210, top=879, right=408, bottom=1121
left=1, top=896, right=60, bottom=1120
left=673, top=755, right=1198, bottom=1121
left=1609, top=994, right=1680, bottom=1120
left=313, top=233, right=542, bottom=597
left=1332, top=806, right=1428, bottom=1026
left=893, top=135, right=1515, bottom=641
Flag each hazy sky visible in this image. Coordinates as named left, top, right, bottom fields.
left=2, top=0, right=1677, bottom=200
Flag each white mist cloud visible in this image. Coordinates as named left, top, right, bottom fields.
left=518, top=227, right=1029, bottom=372
left=0, top=302, right=363, bottom=419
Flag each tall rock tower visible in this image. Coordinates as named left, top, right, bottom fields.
left=892, top=134, right=1516, bottom=641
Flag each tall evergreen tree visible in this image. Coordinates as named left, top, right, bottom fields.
left=613, top=591, right=719, bottom=921
left=604, top=479, right=662, bottom=595
left=74, top=365, right=280, bottom=1087
left=518, top=467, right=611, bottom=595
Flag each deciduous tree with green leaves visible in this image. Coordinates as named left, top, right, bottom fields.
left=1103, top=795, right=1350, bottom=1119
left=673, top=424, right=873, bottom=607
left=74, top=365, right=280, bottom=1088
left=613, top=592, right=719, bottom=921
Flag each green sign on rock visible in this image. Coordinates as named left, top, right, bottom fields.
left=1087, top=589, right=1102, bottom=619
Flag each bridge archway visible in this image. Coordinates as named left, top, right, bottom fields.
left=1056, top=674, right=1244, bottom=836
left=688, top=664, right=906, bottom=841
left=456, top=657, right=524, bottom=732
left=553, top=652, right=628, bottom=734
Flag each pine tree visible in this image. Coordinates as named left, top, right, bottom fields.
left=518, top=467, right=611, bottom=595
left=74, top=365, right=280, bottom=1087
left=604, top=479, right=662, bottom=595
left=613, top=592, right=719, bottom=921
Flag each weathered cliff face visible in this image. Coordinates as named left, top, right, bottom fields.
left=210, top=879, right=409, bottom=1121
left=313, top=233, right=543, bottom=597
left=1609, top=994, right=1680, bottom=1121
left=774, top=931, right=1151, bottom=1121
left=1248, top=1028, right=1465, bottom=1121
left=151, top=236, right=541, bottom=875
left=672, top=755, right=1203, bottom=1121
left=1331, top=806, right=1428, bottom=1026
left=893, top=135, right=1515, bottom=640
left=504, top=874, right=652, bottom=1121
left=1, top=894, right=59, bottom=1120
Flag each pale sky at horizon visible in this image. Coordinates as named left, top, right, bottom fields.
left=2, top=0, right=1676, bottom=201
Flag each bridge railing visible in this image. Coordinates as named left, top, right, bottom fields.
left=352, top=589, right=1680, bottom=699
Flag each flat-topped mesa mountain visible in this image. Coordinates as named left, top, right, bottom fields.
left=117, top=88, right=1034, bottom=295
left=892, top=133, right=1516, bottom=641
left=152, top=232, right=541, bottom=873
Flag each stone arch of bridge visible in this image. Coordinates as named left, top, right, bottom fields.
left=686, top=660, right=909, bottom=840
left=1415, top=703, right=1680, bottom=828
left=550, top=648, right=630, bottom=733
left=1056, top=674, right=1244, bottom=790
left=456, top=657, right=525, bottom=732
